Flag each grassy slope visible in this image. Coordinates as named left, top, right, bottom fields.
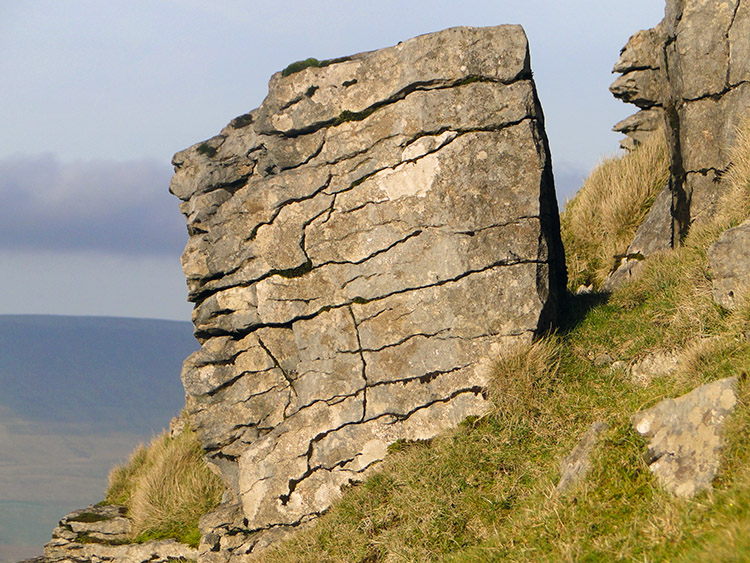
left=100, top=122, right=750, bottom=559
left=259, top=125, right=750, bottom=562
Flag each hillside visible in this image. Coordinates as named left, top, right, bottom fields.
left=32, top=2, right=750, bottom=560
left=0, top=315, right=196, bottom=433
left=0, top=315, right=196, bottom=561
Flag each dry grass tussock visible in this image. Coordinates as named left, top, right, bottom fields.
left=489, top=337, right=562, bottom=425
left=105, top=426, right=225, bottom=546
left=561, top=130, right=669, bottom=289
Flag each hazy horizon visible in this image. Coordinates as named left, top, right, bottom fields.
left=0, top=315, right=197, bottom=558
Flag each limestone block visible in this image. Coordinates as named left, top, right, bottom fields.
left=602, top=186, right=672, bottom=292
left=680, top=83, right=750, bottom=174
left=609, top=69, right=664, bottom=109
left=709, top=219, right=750, bottom=309
left=629, top=350, right=679, bottom=387
left=632, top=377, right=738, bottom=497
left=612, top=24, right=665, bottom=74
left=671, top=0, right=737, bottom=100
left=43, top=505, right=199, bottom=563
left=729, top=1, right=750, bottom=85
left=627, top=185, right=673, bottom=257
left=610, top=0, right=750, bottom=233
left=613, top=108, right=663, bottom=136
left=171, top=24, right=565, bottom=554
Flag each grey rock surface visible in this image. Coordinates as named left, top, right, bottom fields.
left=612, top=0, right=750, bottom=234
left=629, top=350, right=679, bottom=388
left=632, top=377, right=738, bottom=498
left=43, top=505, right=197, bottom=563
left=627, top=186, right=674, bottom=257
left=610, top=23, right=666, bottom=152
left=170, top=25, right=565, bottom=557
left=709, top=218, right=750, bottom=309
left=602, top=185, right=673, bottom=291
left=557, top=421, right=608, bottom=493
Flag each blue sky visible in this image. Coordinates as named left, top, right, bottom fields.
left=0, top=1, right=665, bottom=321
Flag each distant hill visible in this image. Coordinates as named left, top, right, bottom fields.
left=0, top=314, right=197, bottom=434
left=0, top=315, right=197, bottom=558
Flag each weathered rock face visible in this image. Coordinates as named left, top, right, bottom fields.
left=612, top=0, right=750, bottom=238
left=170, top=25, right=565, bottom=556
left=709, top=218, right=750, bottom=309
left=602, top=184, right=673, bottom=292
left=632, top=377, right=738, bottom=498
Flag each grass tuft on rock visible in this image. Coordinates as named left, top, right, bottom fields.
left=104, top=426, right=225, bottom=547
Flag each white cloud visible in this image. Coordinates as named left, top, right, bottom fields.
left=0, top=154, right=186, bottom=256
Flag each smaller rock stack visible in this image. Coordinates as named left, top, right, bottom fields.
left=43, top=504, right=197, bottom=563
left=610, top=23, right=666, bottom=152
left=611, top=0, right=750, bottom=234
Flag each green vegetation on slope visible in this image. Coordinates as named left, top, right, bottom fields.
left=562, top=130, right=669, bottom=290
left=104, top=426, right=224, bottom=548
left=102, top=119, right=750, bottom=560
left=258, top=124, right=750, bottom=562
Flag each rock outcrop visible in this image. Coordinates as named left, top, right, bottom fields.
left=632, top=377, right=738, bottom=498
left=612, top=0, right=750, bottom=239
left=44, top=505, right=198, bottom=563
left=709, top=218, right=750, bottom=309
left=170, top=25, right=565, bottom=557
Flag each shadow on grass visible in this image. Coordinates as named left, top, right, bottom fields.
left=557, top=291, right=610, bottom=334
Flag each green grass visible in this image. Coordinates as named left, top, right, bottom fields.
left=257, top=121, right=750, bottom=563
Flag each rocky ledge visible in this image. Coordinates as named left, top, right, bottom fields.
left=42, top=504, right=197, bottom=563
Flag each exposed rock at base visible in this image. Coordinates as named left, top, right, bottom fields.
left=612, top=0, right=750, bottom=235
left=627, top=186, right=674, bottom=258
left=602, top=185, right=673, bottom=292
left=170, top=25, right=565, bottom=556
left=709, top=218, right=750, bottom=309
left=632, top=377, right=738, bottom=498
left=43, top=504, right=197, bottom=563
left=557, top=421, right=608, bottom=493
left=629, top=350, right=679, bottom=388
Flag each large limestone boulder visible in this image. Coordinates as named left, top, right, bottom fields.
left=171, top=25, right=565, bottom=557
